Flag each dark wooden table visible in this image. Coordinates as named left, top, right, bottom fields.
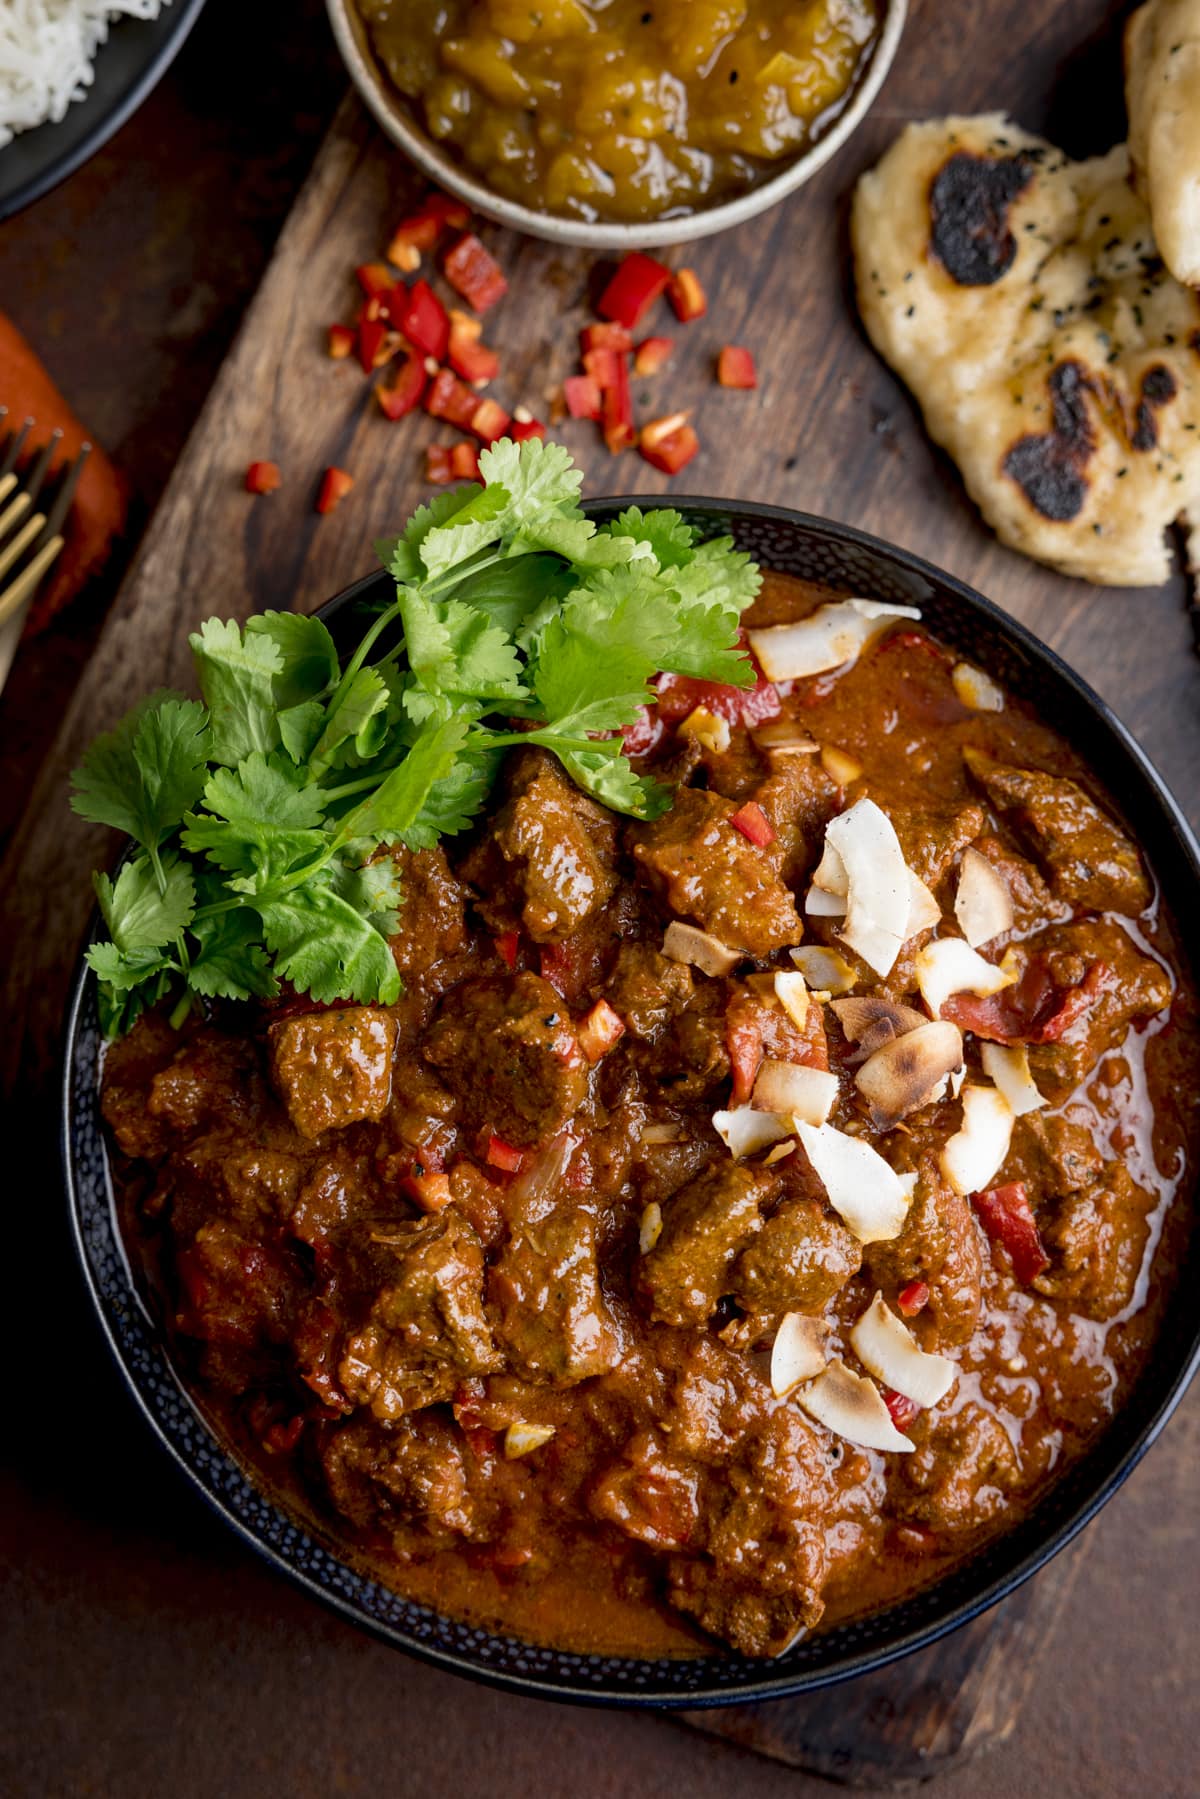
left=1, top=2, right=1198, bottom=1794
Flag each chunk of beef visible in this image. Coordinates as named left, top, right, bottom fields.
left=631, top=787, right=804, bottom=958
left=1032, top=1164, right=1151, bottom=1320
left=102, top=1020, right=259, bottom=1159
left=656, top=984, right=733, bottom=1100
left=895, top=1401, right=1020, bottom=1534
left=667, top=1560, right=824, bottom=1657
left=864, top=1156, right=983, bottom=1346
left=337, top=1213, right=502, bottom=1420
left=460, top=747, right=618, bottom=942
left=172, top=1138, right=306, bottom=1238
left=1024, top=921, right=1172, bottom=1102
left=895, top=801, right=986, bottom=892
left=321, top=1413, right=477, bottom=1542
left=267, top=1007, right=397, bottom=1140
left=751, top=754, right=841, bottom=887
left=639, top=1161, right=777, bottom=1326
left=175, top=1221, right=302, bottom=1379
left=725, top=982, right=828, bottom=1103
left=731, top=1198, right=861, bottom=1316
left=973, top=833, right=1069, bottom=933
left=588, top=1431, right=702, bottom=1550
left=1012, top=1111, right=1103, bottom=1195
left=386, top=844, right=468, bottom=977
left=604, top=942, right=694, bottom=1042
left=422, top=972, right=587, bottom=1146
left=489, top=1209, right=624, bottom=1386
left=963, top=748, right=1151, bottom=916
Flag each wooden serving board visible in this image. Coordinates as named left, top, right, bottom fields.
left=3, top=0, right=1198, bottom=1778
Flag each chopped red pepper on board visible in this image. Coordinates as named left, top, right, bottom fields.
left=485, top=1135, right=525, bottom=1174
left=425, top=445, right=456, bottom=485
left=883, top=1389, right=921, bottom=1433
left=602, top=355, right=636, bottom=453
left=668, top=267, right=707, bottom=322
left=387, top=192, right=471, bottom=268
left=578, top=999, right=626, bottom=1063
left=450, top=439, right=481, bottom=479
left=376, top=352, right=428, bottom=420
left=425, top=366, right=484, bottom=429
left=244, top=460, right=281, bottom=495
left=392, top=278, right=450, bottom=361
left=509, top=416, right=545, bottom=442
left=447, top=309, right=500, bottom=383
left=583, top=345, right=623, bottom=390
left=315, top=467, right=354, bottom=514
left=356, top=315, right=389, bottom=373
left=634, top=335, right=674, bottom=376
left=470, top=397, right=512, bottom=444
left=729, top=801, right=776, bottom=847
left=327, top=323, right=355, bottom=360
left=717, top=345, right=758, bottom=389
left=597, top=252, right=672, bottom=330
left=564, top=374, right=602, bottom=420
left=972, top=1182, right=1050, bottom=1283
left=898, top=1280, right=930, bottom=1318
left=580, top=322, right=634, bottom=355
left=355, top=261, right=395, bottom=300
left=443, top=233, right=508, bottom=311
left=638, top=411, right=698, bottom=473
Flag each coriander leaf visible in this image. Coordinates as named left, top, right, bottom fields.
left=246, top=611, right=339, bottom=706
left=604, top=506, right=695, bottom=568
left=187, top=909, right=278, bottom=1001
left=190, top=618, right=282, bottom=765
left=385, top=484, right=494, bottom=584
left=328, top=851, right=404, bottom=937
left=450, top=554, right=574, bottom=641
left=527, top=574, right=661, bottom=734
left=278, top=698, right=327, bottom=764
left=95, top=854, right=195, bottom=952
left=86, top=939, right=174, bottom=992
left=335, top=713, right=471, bottom=847
left=200, top=752, right=327, bottom=830
left=413, top=481, right=511, bottom=579
left=411, top=742, right=501, bottom=839
left=550, top=744, right=671, bottom=819
left=571, top=563, right=751, bottom=686
left=671, top=536, right=762, bottom=617
left=397, top=587, right=526, bottom=706
left=310, top=666, right=389, bottom=771
left=71, top=693, right=210, bottom=853
left=477, top=438, right=628, bottom=566
left=258, top=882, right=401, bottom=1005
left=182, top=816, right=326, bottom=889
left=93, top=957, right=173, bottom=1038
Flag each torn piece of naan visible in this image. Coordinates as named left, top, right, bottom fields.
left=852, top=114, right=1200, bottom=586
left=1126, top=0, right=1200, bottom=289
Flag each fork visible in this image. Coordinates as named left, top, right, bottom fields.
left=0, top=409, right=92, bottom=693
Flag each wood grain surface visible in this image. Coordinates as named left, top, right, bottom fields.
left=1, top=0, right=1197, bottom=1782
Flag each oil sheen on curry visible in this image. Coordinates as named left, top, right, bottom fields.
left=103, top=575, right=1198, bottom=1661
left=351, top=0, right=880, bottom=223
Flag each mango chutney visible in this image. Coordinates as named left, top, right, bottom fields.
left=352, top=0, right=881, bottom=224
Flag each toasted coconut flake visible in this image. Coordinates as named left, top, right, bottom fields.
left=952, top=662, right=1006, bottom=713
left=752, top=720, right=820, bottom=753
left=714, top=1106, right=791, bottom=1159
left=678, top=705, right=731, bottom=755
left=821, top=744, right=864, bottom=785
left=791, top=946, right=859, bottom=996
left=906, top=872, right=941, bottom=937
left=939, top=1085, right=1014, bottom=1197
left=504, top=1422, right=556, bottom=1459
left=770, top=1313, right=829, bottom=1396
left=747, top=599, right=922, bottom=682
left=855, top=1021, right=965, bottom=1128
left=831, top=996, right=926, bottom=1049
left=773, top=970, right=809, bottom=1031
left=753, top=1060, right=839, bottom=1126
left=796, top=1357, right=915, bottom=1453
left=639, top=1201, right=664, bottom=1253
left=980, top=1042, right=1046, bottom=1117
left=811, top=836, right=848, bottom=896
left=849, top=1291, right=956, bottom=1407
left=825, top=798, right=911, bottom=977
left=806, top=884, right=848, bottom=918
left=954, top=848, right=1015, bottom=949
left=796, top=1121, right=912, bottom=1242
left=663, top=920, right=741, bottom=977
left=762, top=1140, right=796, bottom=1166
left=915, top=936, right=1016, bottom=1018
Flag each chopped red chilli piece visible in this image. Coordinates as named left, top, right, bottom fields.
left=971, top=1181, right=1051, bottom=1283
left=603, top=356, right=636, bottom=453
left=718, top=345, right=758, bottom=389
left=356, top=262, right=395, bottom=300
left=620, top=706, right=666, bottom=758
left=244, top=460, right=281, bottom=496
left=597, top=252, right=672, bottom=330
left=387, top=193, right=471, bottom=267
left=638, top=413, right=698, bottom=474
left=443, top=233, right=508, bottom=311
left=400, top=1170, right=454, bottom=1212
left=425, top=445, right=455, bottom=485
left=564, top=374, right=602, bottom=420
left=883, top=1389, right=921, bottom=1433
left=943, top=959, right=1112, bottom=1045
left=447, top=309, right=500, bottom=383
left=315, top=467, right=354, bottom=514
left=509, top=417, right=546, bottom=442
left=485, top=1135, right=525, bottom=1174
left=729, top=801, right=776, bottom=847
left=634, top=335, right=675, bottom=375
left=581, top=322, right=634, bottom=355
left=425, top=366, right=483, bottom=429
left=668, top=267, right=707, bottom=322
left=655, top=664, right=782, bottom=729
left=898, top=1280, right=930, bottom=1318
left=470, top=397, right=512, bottom=444
left=376, top=352, right=428, bottom=420
left=450, top=439, right=481, bottom=479
left=583, top=345, right=623, bottom=390
left=393, top=278, right=450, bottom=361
left=578, top=999, right=626, bottom=1063
left=494, top=931, right=519, bottom=971
left=356, top=315, right=389, bottom=373
left=327, top=323, right=355, bottom=360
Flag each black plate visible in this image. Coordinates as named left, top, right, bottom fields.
left=61, top=500, right=1200, bottom=1706
left=0, top=0, right=207, bottom=223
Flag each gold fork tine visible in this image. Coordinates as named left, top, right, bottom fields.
left=0, top=428, right=88, bottom=693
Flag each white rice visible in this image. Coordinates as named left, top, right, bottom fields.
left=0, top=1, right=169, bottom=148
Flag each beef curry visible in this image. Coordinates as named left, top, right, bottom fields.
left=102, top=574, right=1198, bottom=1660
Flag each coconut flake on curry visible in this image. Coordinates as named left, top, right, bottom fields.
left=96, top=521, right=1194, bottom=1661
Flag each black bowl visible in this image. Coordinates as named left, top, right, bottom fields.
left=0, top=0, right=207, bottom=223
left=62, top=499, right=1200, bottom=1706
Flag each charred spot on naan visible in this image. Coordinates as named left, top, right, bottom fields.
left=929, top=151, right=1035, bottom=286
left=1131, top=364, right=1178, bottom=451
left=1002, top=362, right=1096, bottom=521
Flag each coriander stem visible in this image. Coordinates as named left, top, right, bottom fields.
left=321, top=597, right=402, bottom=730
left=169, top=989, right=193, bottom=1030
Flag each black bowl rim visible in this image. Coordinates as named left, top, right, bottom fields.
left=0, top=0, right=208, bottom=224
left=61, top=495, right=1200, bottom=1708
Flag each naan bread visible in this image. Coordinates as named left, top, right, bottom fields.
left=852, top=114, right=1200, bottom=585
left=1126, top=0, right=1200, bottom=288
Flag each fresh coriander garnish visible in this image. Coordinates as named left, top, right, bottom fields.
left=72, top=439, right=760, bottom=1036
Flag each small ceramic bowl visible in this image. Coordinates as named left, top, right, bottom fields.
left=324, top=0, right=908, bottom=250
